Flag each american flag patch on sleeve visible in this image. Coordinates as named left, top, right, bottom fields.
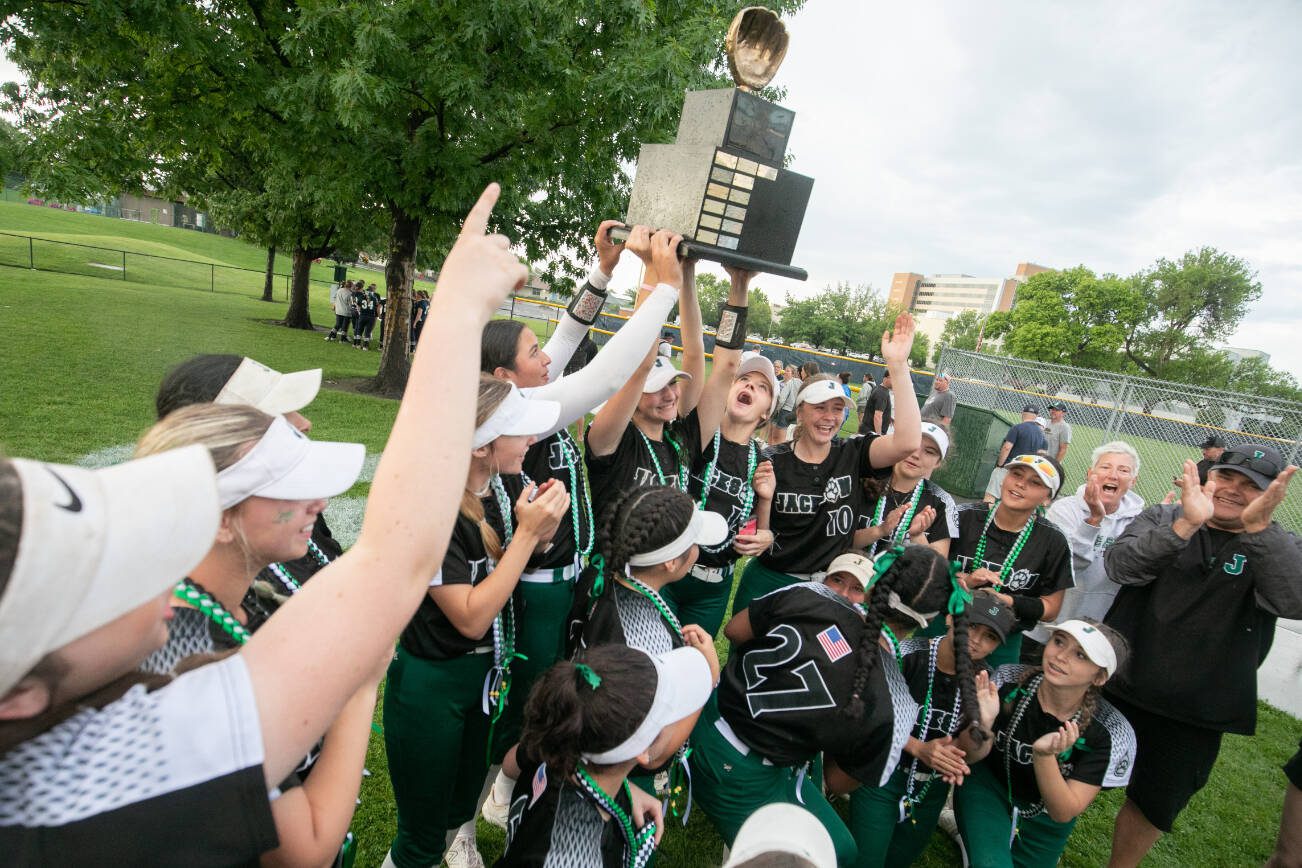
left=816, top=625, right=852, bottom=662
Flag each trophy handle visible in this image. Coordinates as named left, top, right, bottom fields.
left=605, top=226, right=808, bottom=281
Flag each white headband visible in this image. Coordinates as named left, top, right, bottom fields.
left=887, top=591, right=939, bottom=629
left=1052, top=620, right=1119, bottom=677
left=626, top=509, right=729, bottom=567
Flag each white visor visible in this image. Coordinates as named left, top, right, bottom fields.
left=581, top=646, right=713, bottom=764
left=920, top=422, right=949, bottom=458
left=1, top=446, right=221, bottom=695
left=723, top=803, right=837, bottom=868
left=797, top=378, right=847, bottom=408
left=1005, top=453, right=1062, bottom=496
left=1052, top=619, right=1118, bottom=677
left=644, top=356, right=692, bottom=393
left=736, top=354, right=780, bottom=417
left=214, top=357, right=322, bottom=416
left=626, top=508, right=729, bottom=567
left=472, top=384, right=562, bottom=450
left=217, top=415, right=365, bottom=508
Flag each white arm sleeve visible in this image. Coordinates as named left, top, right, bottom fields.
left=527, top=282, right=679, bottom=437
left=540, top=267, right=612, bottom=379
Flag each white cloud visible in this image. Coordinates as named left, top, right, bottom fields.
left=612, top=0, right=1302, bottom=380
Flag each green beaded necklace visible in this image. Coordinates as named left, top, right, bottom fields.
left=173, top=578, right=251, bottom=645
left=557, top=433, right=597, bottom=560
left=638, top=430, right=689, bottom=491
left=1001, top=673, right=1085, bottom=822
left=623, top=574, right=684, bottom=640
left=881, top=624, right=904, bottom=669
left=485, top=476, right=523, bottom=723
left=970, top=500, right=1036, bottom=592
left=898, top=637, right=964, bottom=823
left=266, top=539, right=331, bottom=594
left=575, top=768, right=659, bottom=868
left=869, top=481, right=925, bottom=556
left=695, top=430, right=760, bottom=554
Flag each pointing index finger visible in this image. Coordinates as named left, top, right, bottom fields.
left=460, top=182, right=501, bottom=238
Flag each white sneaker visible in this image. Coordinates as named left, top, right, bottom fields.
left=481, top=788, right=510, bottom=831
left=443, top=835, right=485, bottom=868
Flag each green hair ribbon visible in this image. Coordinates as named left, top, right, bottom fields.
left=589, top=554, right=606, bottom=599
left=947, top=560, right=972, bottom=615
left=1058, top=737, right=1090, bottom=762
left=575, top=663, right=602, bottom=690
left=868, top=545, right=906, bottom=588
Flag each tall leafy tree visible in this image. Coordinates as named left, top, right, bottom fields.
left=289, top=0, right=803, bottom=393
left=696, top=272, right=772, bottom=338
left=997, top=267, right=1141, bottom=371
left=937, top=309, right=987, bottom=355
left=1124, top=247, right=1262, bottom=380
left=776, top=282, right=887, bottom=354
left=2, top=0, right=374, bottom=329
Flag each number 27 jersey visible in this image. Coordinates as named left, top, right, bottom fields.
left=717, top=583, right=918, bottom=788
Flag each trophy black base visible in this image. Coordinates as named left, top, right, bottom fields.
left=608, top=226, right=807, bottom=281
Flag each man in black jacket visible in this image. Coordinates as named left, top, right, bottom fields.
left=1103, top=444, right=1301, bottom=867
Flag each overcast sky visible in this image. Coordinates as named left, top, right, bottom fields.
left=628, top=0, right=1301, bottom=379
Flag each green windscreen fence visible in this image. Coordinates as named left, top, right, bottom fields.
left=931, top=404, right=1014, bottom=500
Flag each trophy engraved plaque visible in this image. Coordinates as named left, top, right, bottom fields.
left=622, top=7, right=813, bottom=280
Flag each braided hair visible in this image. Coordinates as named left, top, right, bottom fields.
left=520, top=644, right=657, bottom=779
left=566, top=485, right=695, bottom=655
left=844, top=546, right=951, bottom=719
left=949, top=597, right=988, bottom=745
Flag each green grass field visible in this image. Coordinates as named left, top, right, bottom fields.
left=0, top=205, right=1295, bottom=867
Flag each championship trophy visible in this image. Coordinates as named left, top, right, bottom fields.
left=618, top=7, right=813, bottom=281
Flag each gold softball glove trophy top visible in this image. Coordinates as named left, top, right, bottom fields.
left=620, top=6, right=812, bottom=280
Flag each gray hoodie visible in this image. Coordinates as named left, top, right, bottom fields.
left=1027, top=485, right=1145, bottom=643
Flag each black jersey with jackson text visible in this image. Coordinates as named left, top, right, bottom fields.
left=863, top=479, right=960, bottom=550
left=687, top=410, right=763, bottom=570
left=988, top=664, right=1135, bottom=807
left=717, top=583, right=918, bottom=787
left=497, top=757, right=642, bottom=868
left=516, top=430, right=593, bottom=571
left=759, top=433, right=882, bottom=574
left=400, top=513, right=496, bottom=660
left=585, top=418, right=698, bottom=523
left=952, top=503, right=1074, bottom=617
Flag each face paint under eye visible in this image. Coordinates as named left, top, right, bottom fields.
left=274, top=510, right=295, bottom=524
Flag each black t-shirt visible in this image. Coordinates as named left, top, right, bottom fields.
left=988, top=665, right=1136, bottom=808
left=687, top=411, right=764, bottom=570
left=863, top=478, right=960, bottom=551
left=400, top=513, right=497, bottom=660
left=866, top=385, right=892, bottom=434
left=760, top=433, right=881, bottom=574
left=952, top=503, right=1074, bottom=621
left=584, top=417, right=698, bottom=523
left=498, top=756, right=643, bottom=868
left=896, top=637, right=990, bottom=772
left=578, top=582, right=684, bottom=657
left=518, top=430, right=592, bottom=572
left=717, top=583, right=917, bottom=787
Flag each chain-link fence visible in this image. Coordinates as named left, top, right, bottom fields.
left=936, top=346, right=1302, bottom=532
left=497, top=294, right=937, bottom=402
left=0, top=230, right=345, bottom=301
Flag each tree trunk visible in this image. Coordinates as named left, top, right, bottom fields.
left=370, top=207, right=421, bottom=396
left=283, top=246, right=315, bottom=329
left=261, top=245, right=276, bottom=302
